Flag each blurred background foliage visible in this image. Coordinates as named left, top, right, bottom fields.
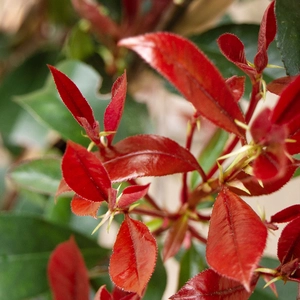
left=0, top=0, right=298, bottom=299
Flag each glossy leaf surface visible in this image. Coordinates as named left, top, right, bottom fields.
left=162, top=215, right=188, bottom=261
left=277, top=216, right=300, bottom=264
left=254, top=1, right=276, bottom=73
left=170, top=269, right=259, bottom=300
left=226, top=75, right=245, bottom=102
left=276, top=0, right=300, bottom=75
left=117, top=183, right=150, bottom=209
left=271, top=74, right=300, bottom=126
left=48, top=65, right=100, bottom=144
left=62, top=141, right=111, bottom=202
left=218, top=33, right=256, bottom=80
left=104, top=71, right=127, bottom=145
left=119, top=33, right=245, bottom=137
left=110, top=216, right=157, bottom=296
left=48, top=236, right=90, bottom=300
left=101, top=134, right=201, bottom=182
left=206, top=187, right=267, bottom=290
left=71, top=194, right=101, bottom=217
left=271, top=205, right=300, bottom=223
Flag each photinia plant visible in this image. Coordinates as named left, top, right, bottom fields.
left=6, top=0, right=300, bottom=299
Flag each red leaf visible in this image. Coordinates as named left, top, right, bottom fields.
left=267, top=76, right=297, bottom=95
left=231, top=163, right=298, bottom=196
left=71, top=0, right=120, bottom=39
left=55, top=178, right=72, bottom=198
left=122, top=0, right=141, bottom=30
left=218, top=33, right=256, bottom=81
left=104, top=71, right=127, bottom=145
left=206, top=186, right=267, bottom=290
left=48, top=236, right=89, bottom=300
left=286, top=115, right=300, bottom=155
left=254, top=1, right=276, bottom=73
left=100, top=134, right=202, bottom=182
left=278, top=216, right=300, bottom=264
left=271, top=205, right=300, bottom=224
left=94, top=285, right=112, bottom=300
left=48, top=65, right=100, bottom=144
left=162, top=215, right=188, bottom=261
left=110, top=216, right=157, bottom=296
left=271, top=74, right=300, bottom=126
left=119, top=33, right=245, bottom=138
left=252, top=149, right=286, bottom=181
left=170, top=268, right=259, bottom=300
left=62, top=141, right=111, bottom=202
left=71, top=194, right=101, bottom=217
left=225, top=75, right=245, bottom=102
left=117, top=183, right=150, bottom=209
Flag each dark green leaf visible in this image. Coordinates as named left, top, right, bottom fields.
left=9, top=157, right=61, bottom=195
left=276, top=0, right=300, bottom=75
left=0, top=213, right=109, bottom=300
left=177, top=242, right=206, bottom=289
left=144, top=249, right=167, bottom=300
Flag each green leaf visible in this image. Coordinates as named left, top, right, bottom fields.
left=177, top=242, right=206, bottom=289
left=0, top=49, right=58, bottom=150
left=276, top=0, right=300, bottom=75
left=9, top=157, right=61, bottom=195
left=0, top=213, right=109, bottom=300
left=144, top=249, right=167, bottom=300
left=191, top=129, right=228, bottom=188
left=16, top=60, right=110, bottom=146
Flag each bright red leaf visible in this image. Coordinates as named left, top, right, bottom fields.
left=94, top=285, right=112, bottom=300
left=206, top=186, right=267, bottom=291
left=104, top=71, right=127, bottom=145
left=109, top=215, right=157, bottom=296
left=254, top=1, right=276, bottom=73
left=162, top=215, right=188, bottom=261
left=232, top=163, right=298, bottom=196
left=170, top=268, right=259, bottom=300
left=286, top=115, right=300, bottom=154
left=119, top=32, right=245, bottom=138
left=117, top=183, right=150, bottom=209
left=48, top=65, right=100, bottom=145
left=218, top=33, right=256, bottom=81
left=271, top=205, right=300, bottom=224
left=62, top=141, right=111, bottom=202
left=225, top=75, right=245, bottom=102
left=71, top=194, right=101, bottom=217
left=100, top=134, right=202, bottom=182
left=48, top=236, right=90, bottom=300
left=271, top=74, right=300, bottom=126
left=278, top=216, right=300, bottom=264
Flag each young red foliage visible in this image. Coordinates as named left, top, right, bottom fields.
left=94, top=285, right=140, bottom=300
left=117, top=183, right=150, bottom=209
left=119, top=32, right=246, bottom=138
left=270, top=205, right=300, bottom=224
left=94, top=285, right=112, bottom=300
left=253, top=1, right=276, bottom=73
left=170, top=269, right=259, bottom=300
left=267, top=76, right=297, bottom=95
left=104, top=71, right=127, bottom=146
left=225, top=75, right=246, bottom=102
left=48, top=65, right=100, bottom=145
left=278, top=216, right=300, bottom=265
left=271, top=74, right=300, bottom=126
left=206, top=187, right=267, bottom=291
left=100, top=134, right=202, bottom=182
left=109, top=215, right=157, bottom=296
left=62, top=141, right=111, bottom=202
left=162, top=214, right=188, bottom=261
left=217, top=34, right=257, bottom=82
left=48, top=236, right=90, bottom=300
left=71, top=194, right=101, bottom=217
